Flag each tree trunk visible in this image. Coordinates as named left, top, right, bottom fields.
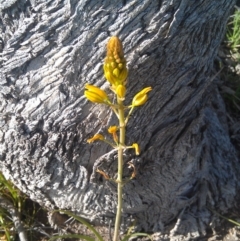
left=0, top=0, right=239, bottom=239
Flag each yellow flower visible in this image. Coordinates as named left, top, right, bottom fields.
left=84, top=84, right=110, bottom=104
left=116, top=84, right=126, bottom=99
left=108, top=126, right=118, bottom=143
left=108, top=126, right=118, bottom=134
left=132, top=143, right=140, bottom=155
left=103, top=36, right=128, bottom=86
left=132, top=87, right=152, bottom=107
left=87, top=134, right=104, bottom=143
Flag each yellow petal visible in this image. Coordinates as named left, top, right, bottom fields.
left=132, top=94, right=148, bottom=106
left=87, top=134, right=104, bottom=143
left=137, top=87, right=152, bottom=95
left=118, top=63, right=123, bottom=69
left=111, top=62, right=117, bottom=68
left=118, top=67, right=128, bottom=81
left=132, top=87, right=152, bottom=106
left=116, top=84, right=126, bottom=99
left=85, top=84, right=107, bottom=97
left=108, top=126, right=118, bottom=134
left=113, top=68, right=120, bottom=77
left=84, top=91, right=104, bottom=103
left=103, top=67, right=115, bottom=85
left=132, top=143, right=140, bottom=155
left=84, top=84, right=109, bottom=103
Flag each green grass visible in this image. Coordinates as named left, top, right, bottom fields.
left=0, top=172, right=24, bottom=240
left=49, top=210, right=152, bottom=241
left=227, top=8, right=240, bottom=56
left=0, top=173, right=49, bottom=241
left=223, top=8, right=240, bottom=113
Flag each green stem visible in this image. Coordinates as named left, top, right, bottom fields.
left=113, top=97, right=125, bottom=241
left=125, top=106, right=134, bottom=125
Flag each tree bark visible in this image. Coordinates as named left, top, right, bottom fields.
left=0, top=0, right=239, bottom=239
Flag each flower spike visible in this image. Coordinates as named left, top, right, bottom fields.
left=83, top=36, right=153, bottom=241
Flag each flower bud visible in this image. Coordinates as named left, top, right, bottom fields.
left=132, top=87, right=152, bottom=107
left=116, top=84, right=126, bottom=99
left=84, top=84, right=110, bottom=104
left=103, top=36, right=128, bottom=86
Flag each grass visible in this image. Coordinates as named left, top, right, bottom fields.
left=221, top=7, right=240, bottom=113
left=226, top=8, right=240, bottom=56
left=0, top=172, right=24, bottom=241
left=0, top=173, right=51, bottom=241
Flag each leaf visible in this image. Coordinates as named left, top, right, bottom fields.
left=52, top=210, right=104, bottom=241
left=49, top=234, right=95, bottom=241
left=121, top=232, right=153, bottom=241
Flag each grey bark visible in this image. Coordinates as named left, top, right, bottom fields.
left=0, top=0, right=239, bottom=240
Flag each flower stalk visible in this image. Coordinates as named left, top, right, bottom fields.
left=113, top=94, right=125, bottom=241
left=84, top=36, right=152, bottom=241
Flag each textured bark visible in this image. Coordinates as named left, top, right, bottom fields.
left=0, top=0, right=239, bottom=240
